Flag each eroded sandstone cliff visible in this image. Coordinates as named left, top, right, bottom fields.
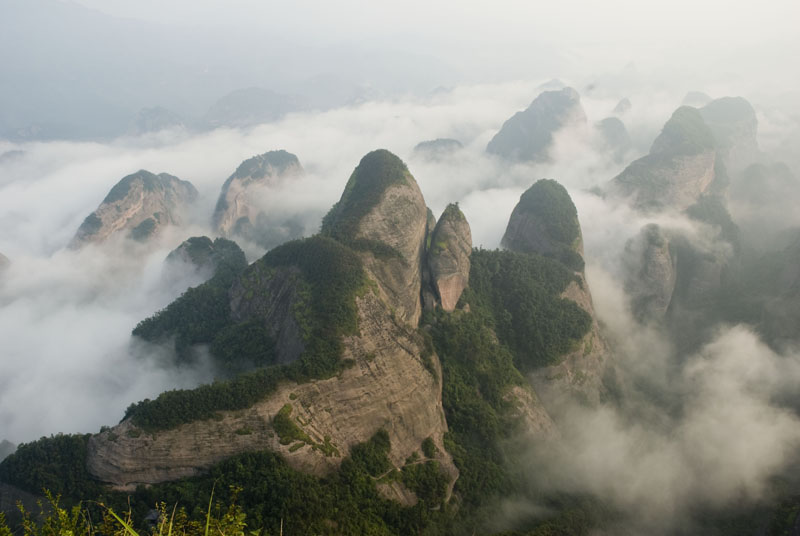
left=213, top=150, right=303, bottom=246
left=428, top=203, right=472, bottom=312
left=70, top=170, right=197, bottom=247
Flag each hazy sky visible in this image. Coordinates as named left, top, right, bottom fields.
left=69, top=0, right=800, bottom=68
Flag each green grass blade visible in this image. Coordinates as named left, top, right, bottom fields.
left=107, top=508, right=140, bottom=536
left=205, top=484, right=216, bottom=536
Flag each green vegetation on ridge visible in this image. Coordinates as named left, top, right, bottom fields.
left=125, top=236, right=367, bottom=431
left=467, top=249, right=591, bottom=370
left=651, top=106, right=715, bottom=155
left=322, top=149, right=410, bottom=242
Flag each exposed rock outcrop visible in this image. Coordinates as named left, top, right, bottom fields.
left=608, top=106, right=717, bottom=212
left=622, top=224, right=677, bottom=321
left=487, top=87, right=587, bottom=162
left=0, top=253, right=8, bottom=271
left=412, top=138, right=463, bottom=160
left=428, top=204, right=472, bottom=311
left=700, top=97, right=759, bottom=172
left=213, top=150, right=304, bottom=247
left=502, top=180, right=609, bottom=404
left=88, top=266, right=455, bottom=496
left=229, top=265, right=306, bottom=365
left=88, top=150, right=457, bottom=500
left=70, top=170, right=198, bottom=247
left=421, top=208, right=438, bottom=311
left=323, top=149, right=428, bottom=327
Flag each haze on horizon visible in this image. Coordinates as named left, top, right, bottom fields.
left=1, top=0, right=799, bottom=141
left=2, top=2, right=800, bottom=533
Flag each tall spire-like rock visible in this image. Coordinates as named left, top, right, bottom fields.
left=428, top=203, right=472, bottom=311
left=322, top=149, right=428, bottom=326
left=503, top=179, right=609, bottom=404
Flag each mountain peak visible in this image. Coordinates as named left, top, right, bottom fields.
left=71, top=170, right=198, bottom=247
left=487, top=87, right=587, bottom=162
left=650, top=106, right=715, bottom=156
left=502, top=179, right=583, bottom=271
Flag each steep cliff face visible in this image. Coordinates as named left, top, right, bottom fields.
left=70, top=170, right=198, bottom=247
left=213, top=150, right=304, bottom=246
left=88, top=150, right=456, bottom=500
left=428, top=204, right=472, bottom=311
left=502, top=180, right=609, bottom=404
left=487, top=87, right=587, bottom=162
left=622, top=219, right=735, bottom=352
left=323, top=149, right=428, bottom=327
left=229, top=265, right=306, bottom=365
left=609, top=107, right=717, bottom=212
left=532, top=276, right=609, bottom=405
left=623, top=224, right=678, bottom=321
left=88, top=291, right=454, bottom=493
left=700, top=97, right=759, bottom=172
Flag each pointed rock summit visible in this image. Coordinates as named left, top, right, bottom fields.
left=90, top=149, right=457, bottom=500
left=213, top=150, right=304, bottom=246
left=428, top=203, right=472, bottom=311
left=623, top=224, right=677, bottom=321
left=609, top=106, right=717, bottom=211
left=502, top=179, right=584, bottom=271
left=487, top=87, right=587, bottom=162
left=503, top=179, right=609, bottom=403
left=70, top=170, right=198, bottom=247
left=323, top=149, right=428, bottom=326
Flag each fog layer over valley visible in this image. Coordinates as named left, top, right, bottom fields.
left=2, top=69, right=800, bottom=531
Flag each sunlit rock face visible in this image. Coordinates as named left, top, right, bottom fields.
left=213, top=150, right=304, bottom=247
left=487, top=87, right=587, bottom=162
left=88, top=149, right=458, bottom=504
left=70, top=170, right=198, bottom=247
left=428, top=203, right=472, bottom=312
left=323, top=149, right=428, bottom=327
